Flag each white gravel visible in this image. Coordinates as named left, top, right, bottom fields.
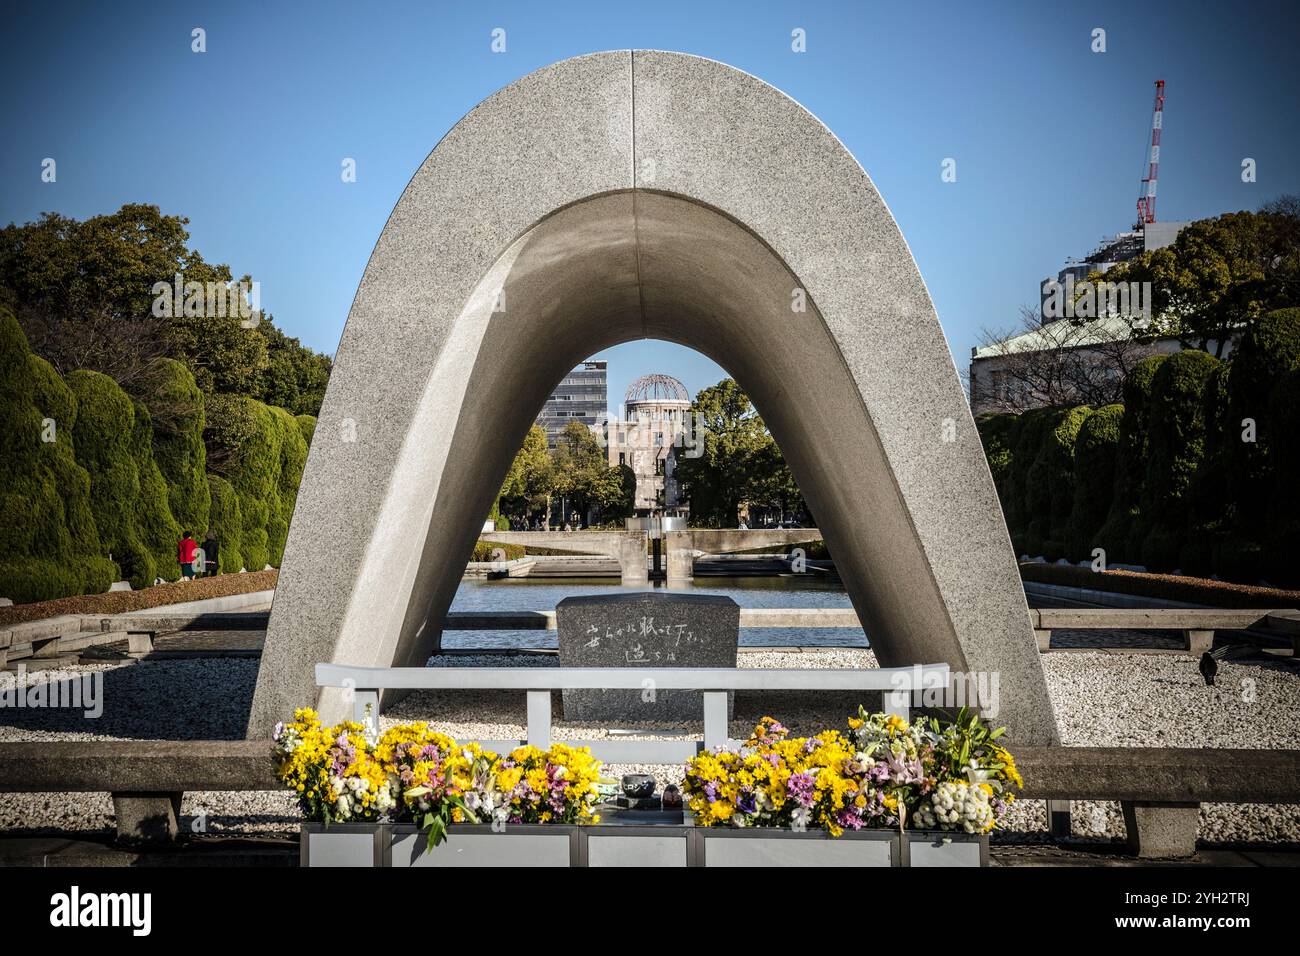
left=1, top=648, right=1297, bottom=845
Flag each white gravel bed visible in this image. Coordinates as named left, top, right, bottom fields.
left=1, top=648, right=1297, bottom=845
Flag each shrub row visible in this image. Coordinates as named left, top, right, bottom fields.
left=978, top=307, right=1300, bottom=586
left=0, top=306, right=316, bottom=603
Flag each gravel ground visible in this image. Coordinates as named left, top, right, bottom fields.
left=1, top=647, right=1298, bottom=844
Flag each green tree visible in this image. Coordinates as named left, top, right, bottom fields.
left=551, top=421, right=627, bottom=524
left=65, top=370, right=156, bottom=587
left=149, top=359, right=210, bottom=535
left=1065, top=404, right=1123, bottom=561
left=204, top=395, right=283, bottom=570
left=1140, top=350, right=1220, bottom=570
left=0, top=310, right=115, bottom=601
left=206, top=475, right=245, bottom=573
left=497, top=423, right=555, bottom=523
left=673, top=379, right=799, bottom=527
left=131, top=400, right=183, bottom=581
left=256, top=321, right=333, bottom=416
left=0, top=204, right=230, bottom=391
left=1097, top=354, right=1167, bottom=563
left=1106, top=204, right=1300, bottom=358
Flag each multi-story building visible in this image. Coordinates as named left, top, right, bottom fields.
left=605, top=374, right=693, bottom=516
left=970, top=221, right=1204, bottom=416
left=536, top=361, right=607, bottom=448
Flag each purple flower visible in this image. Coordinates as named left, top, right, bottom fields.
left=786, top=772, right=817, bottom=809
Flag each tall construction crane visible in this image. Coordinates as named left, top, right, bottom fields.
left=1135, top=80, right=1165, bottom=230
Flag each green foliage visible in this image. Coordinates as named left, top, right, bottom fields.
left=149, top=359, right=210, bottom=535
left=1004, top=407, right=1057, bottom=554
left=1095, top=354, right=1167, bottom=562
left=470, top=541, right=525, bottom=561
left=206, top=475, right=245, bottom=573
left=256, top=323, right=333, bottom=416
left=269, top=406, right=308, bottom=565
left=0, top=204, right=335, bottom=601
left=1105, top=206, right=1300, bottom=357
left=131, top=400, right=183, bottom=581
left=673, top=379, right=801, bottom=527
left=0, top=312, right=79, bottom=600
left=975, top=413, right=1020, bottom=508
left=1225, top=307, right=1300, bottom=535
left=551, top=421, right=631, bottom=524
left=28, top=353, right=115, bottom=593
left=1065, top=404, right=1123, bottom=561
left=498, top=423, right=554, bottom=516
left=204, top=394, right=282, bottom=570
left=66, top=370, right=159, bottom=588
left=1264, top=369, right=1300, bottom=586
left=1026, top=405, right=1092, bottom=559
left=1140, top=350, right=1220, bottom=570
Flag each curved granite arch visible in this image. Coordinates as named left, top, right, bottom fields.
left=249, top=51, right=1059, bottom=744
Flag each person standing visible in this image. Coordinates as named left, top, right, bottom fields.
left=201, top=532, right=220, bottom=577
left=178, top=531, right=198, bottom=581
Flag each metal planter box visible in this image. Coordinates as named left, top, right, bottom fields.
left=300, top=823, right=384, bottom=867
left=387, top=824, right=577, bottom=867
left=904, top=831, right=989, bottom=867
left=300, top=824, right=985, bottom=867
left=698, top=827, right=901, bottom=866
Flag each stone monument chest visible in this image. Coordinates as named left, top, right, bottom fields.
left=556, top=591, right=740, bottom=722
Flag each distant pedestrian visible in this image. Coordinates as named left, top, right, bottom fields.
left=201, top=533, right=220, bottom=576
left=178, top=531, right=198, bottom=581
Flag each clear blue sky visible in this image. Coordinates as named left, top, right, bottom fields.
left=3, top=0, right=1297, bottom=414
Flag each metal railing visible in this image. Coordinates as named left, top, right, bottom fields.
left=315, top=662, right=950, bottom=764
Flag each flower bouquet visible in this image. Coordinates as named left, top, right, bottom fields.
left=683, top=707, right=1021, bottom=837
left=273, top=710, right=603, bottom=853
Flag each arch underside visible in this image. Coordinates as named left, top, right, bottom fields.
left=250, top=51, right=1058, bottom=744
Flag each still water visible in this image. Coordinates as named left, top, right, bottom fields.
left=444, top=575, right=867, bottom=650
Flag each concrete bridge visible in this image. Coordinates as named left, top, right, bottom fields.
left=479, top=528, right=824, bottom=585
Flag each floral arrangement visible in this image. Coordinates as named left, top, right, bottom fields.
left=272, top=710, right=602, bottom=850
left=683, top=707, right=1021, bottom=835
left=272, top=709, right=397, bottom=824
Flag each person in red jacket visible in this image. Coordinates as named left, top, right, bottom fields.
left=178, top=531, right=198, bottom=581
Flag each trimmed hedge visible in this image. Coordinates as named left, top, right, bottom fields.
left=1064, top=403, right=1122, bottom=562
left=295, top=413, right=316, bottom=446
left=66, top=370, right=155, bottom=588
left=989, top=311, right=1298, bottom=585
left=27, top=353, right=116, bottom=595
left=1264, top=368, right=1300, bottom=586
left=1096, top=354, right=1167, bottom=564
left=204, top=394, right=289, bottom=571
left=470, top=541, right=526, bottom=561
left=131, top=400, right=182, bottom=582
left=269, top=405, right=308, bottom=566
left=151, top=359, right=211, bottom=535
left=207, top=474, right=245, bottom=573
left=1005, top=407, right=1057, bottom=552
left=1140, top=350, right=1220, bottom=570
left=975, top=412, right=1020, bottom=506
left=1226, top=307, right=1300, bottom=541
